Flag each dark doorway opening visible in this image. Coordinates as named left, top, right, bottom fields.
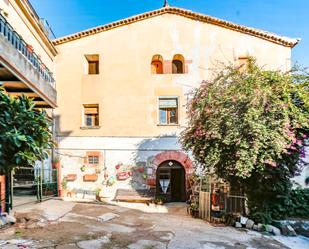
left=156, top=160, right=186, bottom=202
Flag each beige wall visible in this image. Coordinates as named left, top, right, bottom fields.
left=0, top=0, right=57, bottom=70
left=55, top=13, right=292, bottom=138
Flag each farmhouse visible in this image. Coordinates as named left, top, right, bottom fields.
left=53, top=4, right=298, bottom=201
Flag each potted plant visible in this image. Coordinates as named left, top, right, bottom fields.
left=80, top=165, right=86, bottom=172
left=61, top=177, right=68, bottom=197
left=94, top=188, right=101, bottom=201
left=155, top=195, right=167, bottom=205
left=190, top=203, right=199, bottom=218
left=52, top=156, right=60, bottom=169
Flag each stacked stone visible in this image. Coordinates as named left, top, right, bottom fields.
left=234, top=215, right=297, bottom=237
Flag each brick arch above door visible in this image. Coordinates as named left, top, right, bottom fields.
left=152, top=151, right=194, bottom=175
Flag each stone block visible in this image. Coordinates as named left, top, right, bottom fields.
left=287, top=225, right=297, bottom=236
left=0, top=218, right=5, bottom=227
left=98, top=213, right=119, bottom=222
left=235, top=222, right=242, bottom=228
left=272, top=226, right=281, bottom=236
left=240, top=216, right=248, bottom=225
left=253, top=224, right=258, bottom=231
left=6, top=215, right=16, bottom=224
left=257, top=223, right=265, bottom=232
left=246, top=219, right=255, bottom=229
left=265, top=225, right=274, bottom=233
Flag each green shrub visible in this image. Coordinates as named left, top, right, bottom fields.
left=250, top=212, right=272, bottom=224
left=250, top=188, right=309, bottom=223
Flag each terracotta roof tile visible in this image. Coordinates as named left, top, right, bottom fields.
left=53, top=7, right=299, bottom=47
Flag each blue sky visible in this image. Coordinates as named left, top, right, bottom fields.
left=30, top=0, right=309, bottom=66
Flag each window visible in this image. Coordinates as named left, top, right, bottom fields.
left=151, top=54, right=163, bottom=74
left=172, top=54, right=184, bottom=74
left=159, top=98, right=178, bottom=125
left=88, top=156, right=99, bottom=164
left=83, top=104, right=99, bottom=127
left=238, top=57, right=248, bottom=72
left=85, top=54, right=99, bottom=74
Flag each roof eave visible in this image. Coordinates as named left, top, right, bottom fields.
left=53, top=7, right=299, bottom=48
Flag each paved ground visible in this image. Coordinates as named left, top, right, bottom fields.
left=0, top=199, right=308, bottom=249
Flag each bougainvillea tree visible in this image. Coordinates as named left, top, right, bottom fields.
left=181, top=59, right=309, bottom=220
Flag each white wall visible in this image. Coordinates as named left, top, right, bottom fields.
left=57, top=136, right=186, bottom=197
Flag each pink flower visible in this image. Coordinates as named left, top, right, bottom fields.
left=290, top=146, right=297, bottom=151
left=194, top=127, right=205, bottom=138
left=296, top=140, right=303, bottom=146
left=265, top=160, right=277, bottom=168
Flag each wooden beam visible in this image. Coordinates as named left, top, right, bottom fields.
left=34, top=101, right=50, bottom=107
left=2, top=81, right=28, bottom=89
left=0, top=68, right=18, bottom=81
left=7, top=92, right=39, bottom=98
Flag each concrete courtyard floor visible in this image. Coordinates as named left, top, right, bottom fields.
left=0, top=199, right=308, bottom=249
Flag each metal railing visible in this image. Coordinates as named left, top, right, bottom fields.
left=0, top=13, right=55, bottom=85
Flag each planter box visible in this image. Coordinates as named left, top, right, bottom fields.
left=66, top=174, right=77, bottom=182
left=83, top=174, right=98, bottom=182
left=146, top=179, right=156, bottom=186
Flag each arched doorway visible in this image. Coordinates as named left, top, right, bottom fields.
left=156, top=160, right=186, bottom=202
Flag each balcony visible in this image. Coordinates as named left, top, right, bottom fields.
left=0, top=13, right=56, bottom=108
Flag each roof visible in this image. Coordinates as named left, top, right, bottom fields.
left=53, top=6, right=299, bottom=48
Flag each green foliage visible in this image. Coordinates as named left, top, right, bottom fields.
left=61, top=177, right=68, bottom=190
left=181, top=58, right=308, bottom=179
left=275, top=188, right=309, bottom=219
left=181, top=58, right=309, bottom=220
left=0, top=88, right=53, bottom=174
left=190, top=202, right=199, bottom=212
left=155, top=195, right=167, bottom=204
left=249, top=212, right=272, bottom=224
left=249, top=188, right=309, bottom=222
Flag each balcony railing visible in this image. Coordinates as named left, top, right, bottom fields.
left=0, top=13, right=55, bottom=86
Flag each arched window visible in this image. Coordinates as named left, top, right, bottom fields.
left=151, top=55, right=163, bottom=74
left=172, top=54, right=184, bottom=74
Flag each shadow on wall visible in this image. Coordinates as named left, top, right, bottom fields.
left=53, top=114, right=72, bottom=143
left=113, top=134, right=188, bottom=200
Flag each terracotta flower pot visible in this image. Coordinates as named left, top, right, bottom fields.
left=83, top=174, right=98, bottom=182
left=52, top=162, right=60, bottom=169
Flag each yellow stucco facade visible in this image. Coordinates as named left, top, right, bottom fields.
left=54, top=9, right=294, bottom=138
left=52, top=7, right=301, bottom=199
